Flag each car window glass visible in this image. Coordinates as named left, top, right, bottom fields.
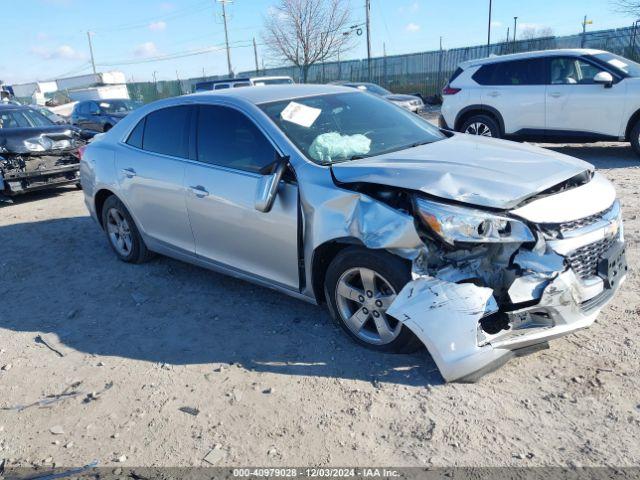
left=126, top=117, right=145, bottom=149
left=550, top=58, right=603, bottom=84
left=473, top=59, right=545, bottom=85
left=142, top=106, right=191, bottom=158
left=0, top=110, right=32, bottom=128
left=214, top=84, right=230, bottom=90
left=22, top=108, right=54, bottom=127
left=78, top=103, right=89, bottom=114
left=196, top=105, right=276, bottom=173
left=233, top=82, right=251, bottom=88
left=88, top=102, right=100, bottom=114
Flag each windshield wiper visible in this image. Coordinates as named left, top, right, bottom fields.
left=405, top=140, right=432, bottom=149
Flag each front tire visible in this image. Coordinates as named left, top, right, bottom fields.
left=324, top=247, right=422, bottom=353
left=460, top=114, right=501, bottom=138
left=101, top=195, right=152, bottom=263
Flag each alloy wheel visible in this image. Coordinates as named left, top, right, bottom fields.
left=335, top=267, right=401, bottom=345
left=465, top=122, right=493, bottom=136
left=106, top=208, right=133, bottom=256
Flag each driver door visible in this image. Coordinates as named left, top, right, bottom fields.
left=184, top=104, right=300, bottom=289
left=545, top=57, right=627, bottom=138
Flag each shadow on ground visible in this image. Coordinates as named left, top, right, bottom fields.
left=546, top=143, right=640, bottom=170
left=0, top=214, right=442, bottom=387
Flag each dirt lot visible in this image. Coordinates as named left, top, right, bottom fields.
left=0, top=143, right=639, bottom=469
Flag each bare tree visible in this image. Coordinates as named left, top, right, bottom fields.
left=519, top=26, right=555, bottom=40
left=613, top=0, right=640, bottom=16
left=262, top=0, right=355, bottom=83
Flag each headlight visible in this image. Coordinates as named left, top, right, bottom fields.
left=23, top=139, right=49, bottom=152
left=415, top=197, right=535, bottom=245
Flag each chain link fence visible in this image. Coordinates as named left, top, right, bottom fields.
left=127, top=24, right=640, bottom=103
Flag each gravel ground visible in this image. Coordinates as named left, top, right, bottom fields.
left=0, top=143, right=639, bottom=469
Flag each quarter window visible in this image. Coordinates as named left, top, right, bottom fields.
left=126, top=117, right=145, bottom=149
left=142, top=106, right=191, bottom=158
left=473, top=59, right=546, bottom=85
left=196, top=105, right=276, bottom=173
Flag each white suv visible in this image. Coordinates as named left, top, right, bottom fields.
left=440, top=49, right=640, bottom=155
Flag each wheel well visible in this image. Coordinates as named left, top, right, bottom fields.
left=311, top=240, right=360, bottom=305
left=455, top=107, right=503, bottom=135
left=625, top=109, right=640, bottom=140
left=94, top=189, right=116, bottom=228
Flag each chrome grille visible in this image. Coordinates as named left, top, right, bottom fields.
left=557, top=204, right=614, bottom=234
left=566, top=236, right=618, bottom=279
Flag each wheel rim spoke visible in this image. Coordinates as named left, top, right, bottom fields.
left=359, top=268, right=377, bottom=295
left=375, top=293, right=396, bottom=310
left=345, top=308, right=370, bottom=332
left=373, top=314, right=396, bottom=343
left=336, top=281, right=364, bottom=303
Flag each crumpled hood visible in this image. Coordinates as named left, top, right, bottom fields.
left=385, top=94, right=420, bottom=103
left=0, top=126, right=81, bottom=154
left=330, top=134, right=592, bottom=209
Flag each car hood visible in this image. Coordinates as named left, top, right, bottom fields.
left=0, top=125, right=82, bottom=154
left=330, top=134, right=593, bottom=209
left=385, top=94, right=419, bottom=102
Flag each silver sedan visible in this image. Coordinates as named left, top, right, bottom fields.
left=80, top=85, right=626, bottom=382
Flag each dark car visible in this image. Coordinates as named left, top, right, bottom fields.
left=0, top=104, right=89, bottom=198
left=71, top=99, right=140, bottom=132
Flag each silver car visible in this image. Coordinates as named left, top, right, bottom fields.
left=80, top=85, right=626, bottom=382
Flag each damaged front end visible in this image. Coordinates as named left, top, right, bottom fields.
left=0, top=129, right=85, bottom=197
left=327, top=170, right=626, bottom=382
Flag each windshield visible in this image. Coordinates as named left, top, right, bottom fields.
left=99, top=100, right=138, bottom=114
left=260, top=92, right=444, bottom=165
left=593, top=52, right=640, bottom=77
left=0, top=108, right=54, bottom=129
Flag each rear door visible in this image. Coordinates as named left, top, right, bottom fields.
left=115, top=105, right=195, bottom=254
left=184, top=104, right=299, bottom=289
left=473, top=58, right=547, bottom=135
left=545, top=56, right=626, bottom=138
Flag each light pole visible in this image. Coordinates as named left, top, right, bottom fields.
left=365, top=0, right=371, bottom=81
left=86, top=31, right=97, bottom=75
left=513, top=16, right=518, bottom=52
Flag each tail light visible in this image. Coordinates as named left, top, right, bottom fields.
left=442, top=85, right=461, bottom=95
left=78, top=145, right=87, bottom=160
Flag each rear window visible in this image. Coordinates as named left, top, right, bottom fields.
left=448, top=67, right=464, bottom=84
left=473, top=58, right=546, bottom=85
left=141, top=106, right=191, bottom=158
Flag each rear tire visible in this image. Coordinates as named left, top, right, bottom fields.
left=101, top=195, right=152, bottom=264
left=324, top=247, right=422, bottom=354
left=460, top=114, right=501, bottom=138
left=630, top=121, right=640, bottom=156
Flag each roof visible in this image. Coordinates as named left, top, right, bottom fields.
left=188, top=84, right=355, bottom=105
left=459, top=48, right=608, bottom=68
left=0, top=103, right=28, bottom=111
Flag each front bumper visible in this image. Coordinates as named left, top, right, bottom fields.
left=387, top=191, right=627, bottom=382
left=1, top=164, right=80, bottom=195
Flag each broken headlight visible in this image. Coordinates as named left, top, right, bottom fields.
left=415, top=197, right=535, bottom=246
left=23, top=137, right=53, bottom=152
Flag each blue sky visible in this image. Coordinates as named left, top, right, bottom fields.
left=2, top=0, right=637, bottom=85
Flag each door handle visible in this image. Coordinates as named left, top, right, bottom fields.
left=487, top=91, right=500, bottom=97
left=189, top=185, right=209, bottom=197
left=121, top=167, right=137, bottom=178
left=549, top=92, right=562, bottom=98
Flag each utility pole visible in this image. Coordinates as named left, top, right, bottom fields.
left=253, top=37, right=259, bottom=76
left=513, top=16, right=518, bottom=52
left=86, top=31, right=97, bottom=75
left=218, top=0, right=233, bottom=78
left=365, top=0, right=371, bottom=81
left=487, top=0, right=492, bottom=55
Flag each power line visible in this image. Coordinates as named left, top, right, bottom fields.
left=90, top=0, right=211, bottom=33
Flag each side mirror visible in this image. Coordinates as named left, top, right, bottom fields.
left=594, top=71, right=614, bottom=88
left=254, top=157, right=289, bottom=213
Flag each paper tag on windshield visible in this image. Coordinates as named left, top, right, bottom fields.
left=280, top=101, right=321, bottom=128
